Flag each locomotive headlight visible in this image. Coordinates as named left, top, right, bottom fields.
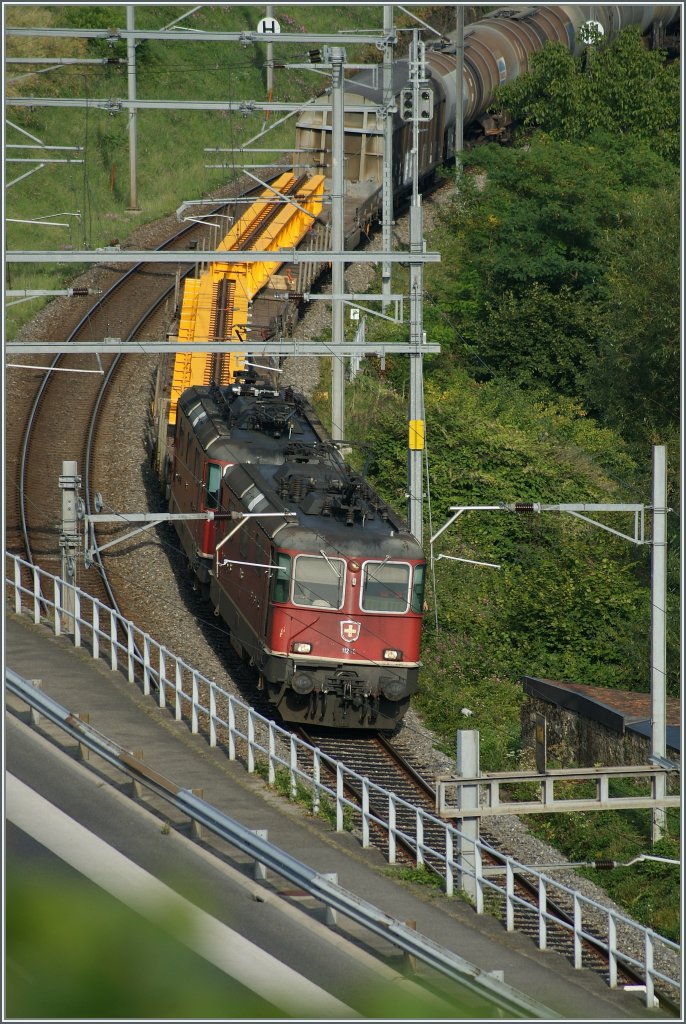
left=291, top=641, right=312, bottom=654
left=381, top=679, right=406, bottom=701
left=292, top=672, right=314, bottom=694
left=383, top=648, right=402, bottom=661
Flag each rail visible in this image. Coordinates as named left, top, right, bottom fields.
left=5, top=552, right=681, bottom=1012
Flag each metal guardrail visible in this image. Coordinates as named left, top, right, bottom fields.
left=5, top=552, right=681, bottom=1011
left=6, top=667, right=553, bottom=1020
left=436, top=765, right=680, bottom=817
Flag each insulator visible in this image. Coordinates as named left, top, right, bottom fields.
left=592, top=860, right=617, bottom=871
left=514, top=503, right=535, bottom=513
left=70, top=287, right=90, bottom=296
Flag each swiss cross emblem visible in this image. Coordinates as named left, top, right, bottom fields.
left=341, top=620, right=361, bottom=642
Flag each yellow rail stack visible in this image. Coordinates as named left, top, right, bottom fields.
left=168, top=173, right=324, bottom=426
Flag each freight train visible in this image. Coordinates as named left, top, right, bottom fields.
left=169, top=373, right=425, bottom=729
left=163, top=5, right=678, bottom=731
left=294, top=4, right=680, bottom=217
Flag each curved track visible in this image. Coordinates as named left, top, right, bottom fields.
left=8, top=182, right=277, bottom=617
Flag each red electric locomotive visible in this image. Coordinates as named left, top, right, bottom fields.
left=169, top=374, right=426, bottom=729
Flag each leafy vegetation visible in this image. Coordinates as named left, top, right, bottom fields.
left=495, top=25, right=680, bottom=165
left=5, top=7, right=679, bottom=941
left=527, top=804, right=681, bottom=942
left=339, top=22, right=680, bottom=937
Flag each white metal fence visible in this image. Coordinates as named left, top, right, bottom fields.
left=5, top=552, right=681, bottom=1010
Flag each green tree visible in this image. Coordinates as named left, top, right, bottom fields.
left=468, top=283, right=599, bottom=394
left=588, top=187, right=680, bottom=450
left=495, top=25, right=680, bottom=165
left=446, top=136, right=672, bottom=298
left=421, top=136, right=676, bottom=399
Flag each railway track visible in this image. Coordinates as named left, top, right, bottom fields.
left=8, top=175, right=293, bottom=620
left=297, top=727, right=678, bottom=1008
left=6, top=178, right=679, bottom=1015
left=6, top=171, right=322, bottom=720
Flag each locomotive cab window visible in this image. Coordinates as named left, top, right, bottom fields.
left=292, top=554, right=345, bottom=609
left=204, top=462, right=222, bottom=510
left=272, top=553, right=291, bottom=603
left=361, top=561, right=410, bottom=613
left=411, top=563, right=426, bottom=613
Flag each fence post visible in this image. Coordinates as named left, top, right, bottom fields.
left=336, top=763, right=344, bottom=832
left=416, top=808, right=424, bottom=867
left=191, top=789, right=204, bottom=839
left=539, top=876, right=548, bottom=950
left=109, top=608, right=117, bottom=670
left=143, top=635, right=151, bottom=695
left=444, top=826, right=454, bottom=897
left=92, top=601, right=99, bottom=660
left=126, top=621, right=135, bottom=682
left=14, top=557, right=22, bottom=615
left=54, top=578, right=61, bottom=636
left=209, top=682, right=217, bottom=747
left=608, top=911, right=617, bottom=988
left=252, top=829, right=268, bottom=879
left=32, top=564, right=42, bottom=624
left=290, top=734, right=298, bottom=798
left=248, top=711, right=255, bottom=773
left=322, top=873, right=338, bottom=925
left=228, top=697, right=236, bottom=760
left=175, top=661, right=183, bottom=721
left=268, top=721, right=276, bottom=785
left=506, top=860, right=515, bottom=932
left=573, top=893, right=582, bottom=968
left=312, top=747, right=321, bottom=815
left=191, top=671, right=199, bottom=733
left=29, top=679, right=43, bottom=726
left=361, top=777, right=370, bottom=848
left=388, top=793, right=397, bottom=864
left=158, top=648, right=167, bottom=709
left=456, top=729, right=480, bottom=901
left=73, top=588, right=81, bottom=648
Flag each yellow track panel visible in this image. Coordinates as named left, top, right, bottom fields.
left=213, top=174, right=325, bottom=298
left=168, top=174, right=324, bottom=427
left=218, top=172, right=297, bottom=253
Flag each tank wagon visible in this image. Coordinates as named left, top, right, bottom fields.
left=294, top=4, right=680, bottom=204
left=169, top=374, right=425, bottom=730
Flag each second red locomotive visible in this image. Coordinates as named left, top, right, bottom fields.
left=168, top=373, right=426, bottom=730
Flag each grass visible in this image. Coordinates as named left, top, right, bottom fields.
left=253, top=758, right=354, bottom=832
left=5, top=3, right=383, bottom=336
left=384, top=864, right=453, bottom=894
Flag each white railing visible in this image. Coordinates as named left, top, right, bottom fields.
left=5, top=552, right=681, bottom=1011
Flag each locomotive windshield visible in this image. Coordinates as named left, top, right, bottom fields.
left=204, top=462, right=222, bottom=510
left=361, top=561, right=411, bottom=613
left=292, top=554, right=345, bottom=609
